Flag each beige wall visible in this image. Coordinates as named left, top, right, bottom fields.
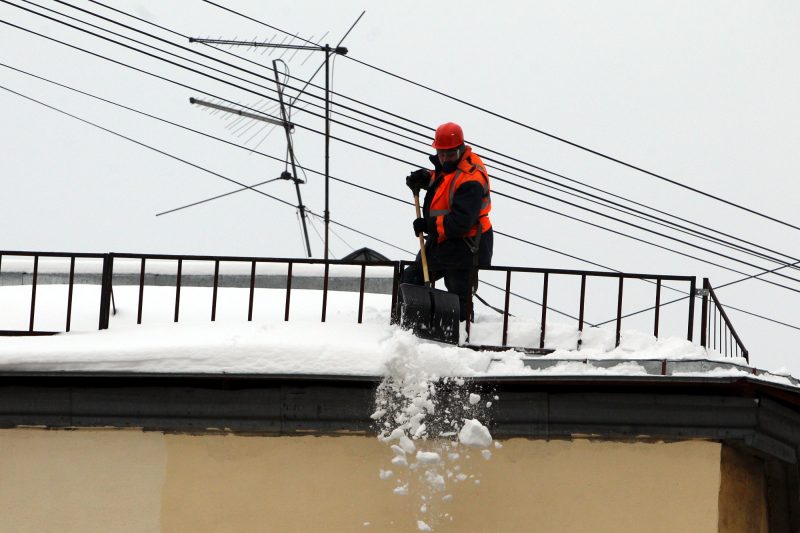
left=718, top=445, right=769, bottom=533
left=0, top=429, right=722, bottom=532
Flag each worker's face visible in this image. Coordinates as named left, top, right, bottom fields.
left=437, top=147, right=461, bottom=166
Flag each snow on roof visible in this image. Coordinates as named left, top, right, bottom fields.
left=0, top=282, right=795, bottom=389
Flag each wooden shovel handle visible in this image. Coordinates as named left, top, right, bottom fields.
left=413, top=193, right=430, bottom=285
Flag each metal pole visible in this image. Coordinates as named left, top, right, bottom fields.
left=272, top=61, right=312, bottom=257
left=324, top=45, right=331, bottom=260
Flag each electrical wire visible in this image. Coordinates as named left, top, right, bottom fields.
left=82, top=0, right=800, bottom=272
left=1, top=11, right=797, bottom=296
left=306, top=214, right=332, bottom=258
left=198, top=0, right=800, bottom=234
left=2, top=43, right=797, bottom=297
left=20, top=0, right=800, bottom=281
left=6, top=5, right=800, bottom=304
left=3, top=75, right=795, bottom=333
left=0, top=74, right=607, bottom=325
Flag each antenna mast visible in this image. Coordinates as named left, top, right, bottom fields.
left=190, top=37, right=349, bottom=260
left=189, top=97, right=313, bottom=257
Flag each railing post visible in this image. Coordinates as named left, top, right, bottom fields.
left=174, top=259, right=182, bottom=323
left=285, top=262, right=293, bottom=322
left=29, top=255, right=39, bottom=332
left=539, top=273, right=549, bottom=349
left=687, top=277, right=696, bottom=342
left=390, top=262, right=402, bottom=325
left=713, top=307, right=717, bottom=350
left=502, top=270, right=511, bottom=347
left=653, top=278, right=661, bottom=338
left=700, top=278, right=709, bottom=348
left=66, top=257, right=75, bottom=332
left=321, top=262, right=330, bottom=322
left=98, top=253, right=114, bottom=330
left=615, top=276, right=624, bottom=347
left=137, top=258, right=145, bottom=325
left=357, top=264, right=366, bottom=324
left=211, top=259, right=220, bottom=321
left=248, top=260, right=256, bottom=322
left=577, top=274, right=586, bottom=350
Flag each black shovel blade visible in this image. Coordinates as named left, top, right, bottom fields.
left=397, top=283, right=460, bottom=345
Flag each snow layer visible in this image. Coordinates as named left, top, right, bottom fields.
left=0, top=283, right=788, bottom=386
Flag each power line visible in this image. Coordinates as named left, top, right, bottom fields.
left=7, top=3, right=800, bottom=296
left=0, top=60, right=614, bottom=276
left=85, top=0, right=800, bottom=272
left=32, top=0, right=800, bottom=279
left=2, top=10, right=799, bottom=293
left=0, top=81, right=415, bottom=258
left=5, top=74, right=798, bottom=335
left=196, top=0, right=800, bottom=235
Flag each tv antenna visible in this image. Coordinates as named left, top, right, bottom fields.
left=190, top=90, right=312, bottom=257
left=188, top=37, right=350, bottom=260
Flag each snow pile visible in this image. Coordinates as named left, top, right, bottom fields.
left=373, top=332, right=499, bottom=531
left=0, top=283, right=753, bottom=374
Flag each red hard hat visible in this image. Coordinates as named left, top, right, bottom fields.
left=432, top=122, right=464, bottom=150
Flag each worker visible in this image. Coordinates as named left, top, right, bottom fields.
left=402, top=121, right=493, bottom=321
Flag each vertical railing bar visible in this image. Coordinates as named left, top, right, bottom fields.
left=466, top=288, right=472, bottom=338
left=98, top=253, right=114, bottom=330
left=700, top=278, right=708, bottom=349
left=248, top=260, right=256, bottom=322
left=713, top=307, right=717, bottom=350
left=687, top=277, right=696, bottom=342
left=137, top=257, right=145, bottom=325
left=29, top=255, right=39, bottom=332
left=577, top=274, right=586, bottom=350
left=653, top=278, right=662, bottom=338
left=285, top=262, right=293, bottom=321
left=174, top=259, right=182, bottom=323
left=708, top=283, right=749, bottom=358
left=502, top=270, right=511, bottom=347
left=615, top=276, right=624, bottom=347
left=390, top=262, right=400, bottom=325
left=539, top=272, right=549, bottom=349
left=66, top=256, right=75, bottom=332
left=321, top=262, right=330, bottom=322
left=357, top=264, right=366, bottom=324
left=211, top=259, right=220, bottom=321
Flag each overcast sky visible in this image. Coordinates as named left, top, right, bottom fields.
left=1, top=0, right=799, bottom=372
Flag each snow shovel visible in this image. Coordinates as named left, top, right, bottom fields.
left=396, top=193, right=460, bottom=344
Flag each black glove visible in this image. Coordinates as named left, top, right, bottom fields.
left=413, top=217, right=431, bottom=236
left=406, top=168, right=431, bottom=192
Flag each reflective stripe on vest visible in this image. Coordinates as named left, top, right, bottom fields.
left=429, top=153, right=492, bottom=242
left=439, top=167, right=489, bottom=213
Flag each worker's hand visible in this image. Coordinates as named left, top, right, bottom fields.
left=413, top=217, right=429, bottom=236
left=406, top=169, right=431, bottom=193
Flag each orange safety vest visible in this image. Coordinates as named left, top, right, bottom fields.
left=428, top=146, right=492, bottom=243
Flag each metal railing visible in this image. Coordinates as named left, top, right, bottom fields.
left=108, top=252, right=399, bottom=326
left=0, top=251, right=399, bottom=334
left=401, top=261, right=699, bottom=351
left=0, top=250, right=107, bottom=335
left=0, top=250, right=747, bottom=361
left=700, top=277, right=749, bottom=362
